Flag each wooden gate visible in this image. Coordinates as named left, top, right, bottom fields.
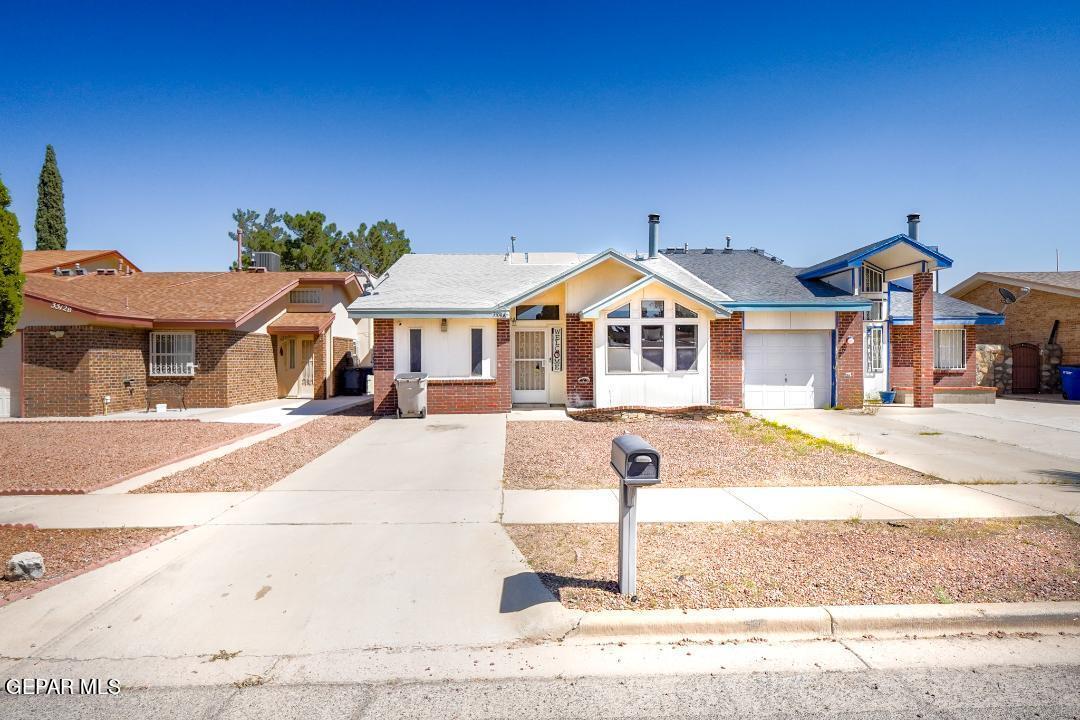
left=1011, top=343, right=1039, bottom=393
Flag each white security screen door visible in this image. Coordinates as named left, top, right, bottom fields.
left=299, top=339, right=316, bottom=398
left=513, top=330, right=548, bottom=404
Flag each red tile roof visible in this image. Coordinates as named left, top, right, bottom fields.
left=23, top=271, right=360, bottom=328
left=21, top=249, right=142, bottom=273
left=266, top=312, right=336, bottom=335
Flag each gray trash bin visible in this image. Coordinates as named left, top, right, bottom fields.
left=394, top=372, right=429, bottom=418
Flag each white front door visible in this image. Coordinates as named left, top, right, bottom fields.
left=744, top=330, right=833, bottom=409
left=513, top=329, right=548, bottom=404
left=280, top=336, right=316, bottom=399
left=0, top=331, right=21, bottom=418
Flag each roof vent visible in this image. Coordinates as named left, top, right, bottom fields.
left=703, top=247, right=714, bottom=254
left=722, top=235, right=733, bottom=253
left=96, top=268, right=118, bottom=276
left=246, top=266, right=268, bottom=273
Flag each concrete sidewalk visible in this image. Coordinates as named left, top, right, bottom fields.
left=502, top=483, right=1079, bottom=524
left=756, top=405, right=1080, bottom=484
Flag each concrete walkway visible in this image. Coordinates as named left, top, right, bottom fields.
left=0, top=414, right=577, bottom=665
left=502, top=483, right=1080, bottom=524
left=757, top=403, right=1080, bottom=484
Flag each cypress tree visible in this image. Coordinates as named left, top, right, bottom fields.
left=0, top=175, right=25, bottom=348
left=35, top=145, right=67, bottom=250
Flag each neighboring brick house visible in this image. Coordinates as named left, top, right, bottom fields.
left=946, top=271, right=1080, bottom=395
left=349, top=214, right=1001, bottom=415
left=0, top=253, right=370, bottom=418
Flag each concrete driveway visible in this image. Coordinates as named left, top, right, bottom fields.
left=758, top=397, right=1080, bottom=485
left=0, top=414, right=577, bottom=668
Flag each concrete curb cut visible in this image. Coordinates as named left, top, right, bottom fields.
left=568, top=601, right=1080, bottom=641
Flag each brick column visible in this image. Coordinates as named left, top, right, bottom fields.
left=564, top=313, right=594, bottom=408
left=834, top=311, right=864, bottom=408
left=912, top=271, right=935, bottom=407
left=372, top=319, right=396, bottom=416
left=495, top=318, right=512, bottom=411
left=710, top=312, right=743, bottom=408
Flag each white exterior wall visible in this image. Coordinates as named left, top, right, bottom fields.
left=743, top=310, right=836, bottom=330
left=591, top=282, right=711, bottom=408
left=394, top=318, right=498, bottom=378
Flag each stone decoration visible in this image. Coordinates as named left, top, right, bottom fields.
left=977, top=342, right=1062, bottom=395
left=4, top=551, right=45, bottom=581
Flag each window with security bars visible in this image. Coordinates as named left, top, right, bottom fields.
left=862, top=265, right=883, bottom=293
left=149, top=332, right=196, bottom=376
left=934, top=328, right=966, bottom=370
left=865, top=326, right=883, bottom=373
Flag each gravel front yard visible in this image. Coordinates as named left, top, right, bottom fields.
left=0, top=421, right=272, bottom=493
left=1, top=526, right=174, bottom=603
left=506, top=518, right=1080, bottom=611
left=504, top=417, right=936, bottom=489
left=135, top=404, right=373, bottom=493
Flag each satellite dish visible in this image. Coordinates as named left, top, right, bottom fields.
left=998, top=287, right=1017, bottom=304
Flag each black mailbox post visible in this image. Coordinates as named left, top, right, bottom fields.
left=611, top=434, right=662, bottom=597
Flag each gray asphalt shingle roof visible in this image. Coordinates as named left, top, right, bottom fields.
left=662, top=249, right=866, bottom=305
left=889, top=288, right=1000, bottom=320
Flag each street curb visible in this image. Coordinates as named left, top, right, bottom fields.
left=568, top=602, right=1080, bottom=640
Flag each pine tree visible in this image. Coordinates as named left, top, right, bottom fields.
left=0, top=175, right=25, bottom=348
left=35, top=145, right=68, bottom=250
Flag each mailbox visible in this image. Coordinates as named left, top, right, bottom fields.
left=610, top=434, right=661, bottom=486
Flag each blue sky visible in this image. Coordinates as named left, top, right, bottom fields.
left=1, top=1, right=1077, bottom=286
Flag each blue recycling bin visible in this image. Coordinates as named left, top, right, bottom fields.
left=1061, top=366, right=1080, bottom=401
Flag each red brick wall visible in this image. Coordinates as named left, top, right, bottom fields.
left=891, top=324, right=979, bottom=389
left=331, top=336, right=355, bottom=396
left=147, top=330, right=230, bottom=407
left=372, top=319, right=396, bottom=416
left=955, top=283, right=1080, bottom=364
left=835, top=311, right=864, bottom=408
left=565, top=313, right=594, bottom=408
left=21, top=325, right=149, bottom=417
left=912, top=272, right=935, bottom=407
left=709, top=312, right=743, bottom=408
left=225, top=333, right=278, bottom=406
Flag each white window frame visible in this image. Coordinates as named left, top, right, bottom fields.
left=934, top=328, right=966, bottom=370
left=865, top=326, right=884, bottom=373
left=149, top=332, right=196, bottom=377
left=602, top=299, right=702, bottom=375
left=289, top=288, right=322, bottom=304
left=862, top=264, right=884, bottom=293
left=863, top=299, right=885, bottom=322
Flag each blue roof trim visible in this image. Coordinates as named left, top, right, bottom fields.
left=723, top=301, right=873, bottom=312
left=890, top=315, right=1005, bottom=326
left=797, top=235, right=954, bottom=280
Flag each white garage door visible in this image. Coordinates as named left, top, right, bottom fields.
left=0, top=331, right=21, bottom=418
left=744, top=331, right=832, bottom=409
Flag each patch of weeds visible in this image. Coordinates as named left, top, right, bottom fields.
left=845, top=514, right=862, bottom=524
left=933, top=587, right=955, bottom=604
left=233, top=675, right=267, bottom=689
left=755, top=418, right=855, bottom=454
left=207, top=649, right=241, bottom=662
left=918, top=431, right=942, bottom=436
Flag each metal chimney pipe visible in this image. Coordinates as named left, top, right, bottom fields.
left=907, top=213, right=920, bottom=242
left=648, top=214, right=660, bottom=258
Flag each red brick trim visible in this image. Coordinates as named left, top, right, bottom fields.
left=912, top=272, right=935, bottom=407
left=565, top=313, right=594, bottom=408
left=0, top=523, right=39, bottom=529
left=709, top=312, right=743, bottom=408
left=0, top=526, right=191, bottom=608
left=835, top=311, right=864, bottom=408
left=372, top=319, right=396, bottom=416
left=427, top=377, right=497, bottom=385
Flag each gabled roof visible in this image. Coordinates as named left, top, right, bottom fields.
left=23, top=271, right=360, bottom=328
left=946, top=271, right=1080, bottom=300
left=796, top=234, right=953, bottom=280
left=347, top=250, right=732, bottom=318
left=21, top=249, right=142, bottom=273
left=664, top=249, right=871, bottom=310
left=267, top=311, right=335, bottom=335
left=888, top=285, right=1004, bottom=325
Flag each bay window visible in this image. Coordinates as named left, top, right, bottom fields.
left=602, top=300, right=703, bottom=374
left=640, top=325, right=664, bottom=372
left=606, top=325, right=631, bottom=372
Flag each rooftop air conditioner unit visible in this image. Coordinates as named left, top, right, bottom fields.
left=253, top=251, right=281, bottom=272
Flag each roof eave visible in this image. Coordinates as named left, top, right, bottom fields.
left=722, top=301, right=873, bottom=312
left=348, top=308, right=511, bottom=319
left=890, top=315, right=1005, bottom=326
left=579, top=274, right=730, bottom=319
left=797, top=236, right=954, bottom=280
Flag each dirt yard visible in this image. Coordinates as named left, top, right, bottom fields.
left=0, top=421, right=272, bottom=493
left=504, top=416, right=936, bottom=489
left=136, top=404, right=373, bottom=493
left=506, top=517, right=1080, bottom=611
left=1, top=526, right=174, bottom=603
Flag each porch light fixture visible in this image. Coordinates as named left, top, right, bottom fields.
left=440, top=318, right=448, bottom=332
